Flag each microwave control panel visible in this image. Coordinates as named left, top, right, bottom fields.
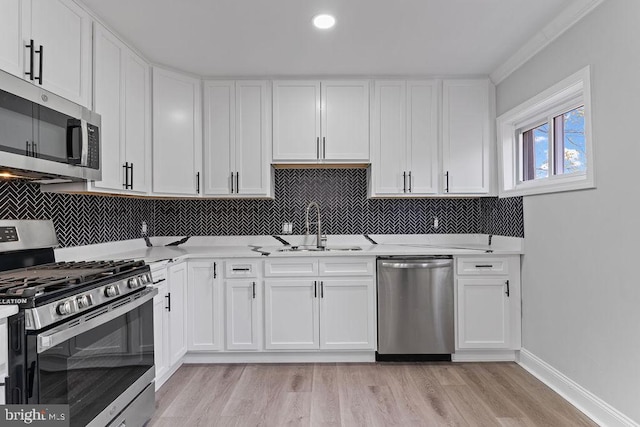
left=0, top=227, right=18, bottom=243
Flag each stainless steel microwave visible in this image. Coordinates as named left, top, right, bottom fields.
left=0, top=70, right=101, bottom=182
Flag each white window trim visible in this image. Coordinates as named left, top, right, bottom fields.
left=496, top=66, right=594, bottom=197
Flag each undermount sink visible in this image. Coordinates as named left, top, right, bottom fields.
left=277, top=245, right=362, bottom=253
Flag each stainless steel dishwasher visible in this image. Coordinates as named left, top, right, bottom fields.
left=376, top=256, right=454, bottom=361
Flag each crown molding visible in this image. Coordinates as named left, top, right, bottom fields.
left=490, top=0, right=606, bottom=85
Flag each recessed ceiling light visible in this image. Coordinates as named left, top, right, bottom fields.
left=313, top=14, right=336, bottom=30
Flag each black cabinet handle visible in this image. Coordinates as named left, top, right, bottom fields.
left=408, top=171, right=412, bottom=193
left=35, top=44, right=43, bottom=85
left=196, top=172, right=200, bottom=194
left=403, top=171, right=407, bottom=193
left=122, top=163, right=129, bottom=188
left=252, top=282, right=256, bottom=299
left=152, top=278, right=166, bottom=285
left=475, top=264, right=493, bottom=268
left=445, top=171, right=450, bottom=193
left=25, top=40, right=34, bottom=80
left=130, top=162, right=134, bottom=189
left=316, top=137, right=320, bottom=159
left=314, top=281, right=317, bottom=298
left=236, top=172, right=239, bottom=193
left=320, top=281, right=324, bottom=298
left=25, top=141, right=31, bottom=157
left=165, top=293, right=171, bottom=311
left=230, top=172, right=234, bottom=193
left=213, top=262, right=217, bottom=278
left=322, top=136, right=326, bottom=159
left=505, top=280, right=510, bottom=297
left=232, top=267, right=250, bottom=272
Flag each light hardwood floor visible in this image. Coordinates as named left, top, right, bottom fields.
left=149, top=363, right=597, bottom=426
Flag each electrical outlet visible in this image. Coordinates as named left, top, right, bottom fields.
left=433, top=217, right=439, bottom=229
left=141, top=221, right=148, bottom=235
left=282, top=222, right=293, bottom=234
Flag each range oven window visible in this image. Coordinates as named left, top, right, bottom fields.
left=34, top=300, right=154, bottom=427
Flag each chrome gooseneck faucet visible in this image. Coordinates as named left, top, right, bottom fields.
left=305, top=201, right=326, bottom=249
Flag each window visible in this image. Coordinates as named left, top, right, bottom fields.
left=497, top=66, right=594, bottom=197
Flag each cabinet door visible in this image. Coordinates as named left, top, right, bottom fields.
left=319, top=279, right=375, bottom=350
left=203, top=80, right=234, bottom=195
left=457, top=278, right=510, bottom=349
left=0, top=0, right=24, bottom=78
left=152, top=67, right=201, bottom=195
left=235, top=80, right=271, bottom=195
left=123, top=50, right=150, bottom=193
left=153, top=282, right=169, bottom=385
left=225, top=280, right=260, bottom=350
left=264, top=279, right=319, bottom=350
left=371, top=80, right=407, bottom=195
left=272, top=80, right=320, bottom=161
left=168, top=263, right=188, bottom=365
left=92, top=24, right=123, bottom=191
left=407, top=80, right=439, bottom=194
left=442, top=79, right=490, bottom=194
left=187, top=261, right=222, bottom=351
left=28, top=0, right=92, bottom=107
left=321, top=80, right=369, bottom=161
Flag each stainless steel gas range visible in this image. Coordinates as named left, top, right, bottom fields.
left=0, top=220, right=156, bottom=427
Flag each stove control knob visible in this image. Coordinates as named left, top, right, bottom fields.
left=76, top=295, right=91, bottom=309
left=56, top=300, right=73, bottom=316
left=128, top=277, right=139, bottom=289
left=140, top=275, right=149, bottom=285
left=105, top=285, right=118, bottom=298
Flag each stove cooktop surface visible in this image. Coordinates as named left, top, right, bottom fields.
left=0, top=260, right=149, bottom=305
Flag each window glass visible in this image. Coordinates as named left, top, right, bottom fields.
left=555, top=106, right=586, bottom=175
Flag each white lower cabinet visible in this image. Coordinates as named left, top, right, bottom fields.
left=319, top=279, right=375, bottom=350
left=187, top=260, right=222, bottom=351
left=263, top=258, right=376, bottom=351
left=455, top=256, right=521, bottom=352
left=264, top=279, right=319, bottom=350
left=225, top=279, right=260, bottom=350
left=153, top=264, right=188, bottom=389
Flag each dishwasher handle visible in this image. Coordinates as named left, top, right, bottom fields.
left=379, top=260, right=452, bottom=269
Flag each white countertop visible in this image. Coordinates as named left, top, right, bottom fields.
left=55, top=234, right=523, bottom=266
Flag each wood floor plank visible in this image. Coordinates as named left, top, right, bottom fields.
left=148, top=362, right=596, bottom=427
left=310, top=364, right=341, bottom=426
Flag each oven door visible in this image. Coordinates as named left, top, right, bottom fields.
left=29, top=288, right=156, bottom=427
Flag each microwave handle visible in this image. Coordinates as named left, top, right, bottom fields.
left=66, top=119, right=89, bottom=166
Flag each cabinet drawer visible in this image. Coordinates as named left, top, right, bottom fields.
left=151, top=268, right=168, bottom=285
left=225, top=260, right=259, bottom=278
left=319, top=258, right=374, bottom=276
left=264, top=259, right=318, bottom=277
left=456, top=258, right=508, bottom=275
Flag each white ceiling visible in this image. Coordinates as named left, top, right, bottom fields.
left=81, top=0, right=576, bottom=77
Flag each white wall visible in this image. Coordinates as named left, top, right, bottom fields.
left=496, top=0, right=640, bottom=423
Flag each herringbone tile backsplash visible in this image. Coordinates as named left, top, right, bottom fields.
left=0, top=169, right=523, bottom=247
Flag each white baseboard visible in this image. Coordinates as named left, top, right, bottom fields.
left=155, top=356, right=184, bottom=391
left=518, top=349, right=638, bottom=427
left=452, top=349, right=517, bottom=362
left=183, top=351, right=376, bottom=364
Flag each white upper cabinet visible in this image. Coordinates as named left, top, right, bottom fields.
left=0, top=0, right=93, bottom=107
left=272, top=80, right=369, bottom=163
left=92, top=23, right=150, bottom=194
left=0, top=0, right=23, bottom=78
left=152, top=67, right=202, bottom=196
left=371, top=80, right=439, bottom=196
left=442, top=79, right=491, bottom=194
left=203, top=80, right=272, bottom=197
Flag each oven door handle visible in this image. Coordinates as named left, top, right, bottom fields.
left=36, top=288, right=158, bottom=354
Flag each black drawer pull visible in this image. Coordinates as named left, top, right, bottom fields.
left=232, top=267, right=251, bottom=272
left=475, top=264, right=494, bottom=268
left=152, top=278, right=166, bottom=284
